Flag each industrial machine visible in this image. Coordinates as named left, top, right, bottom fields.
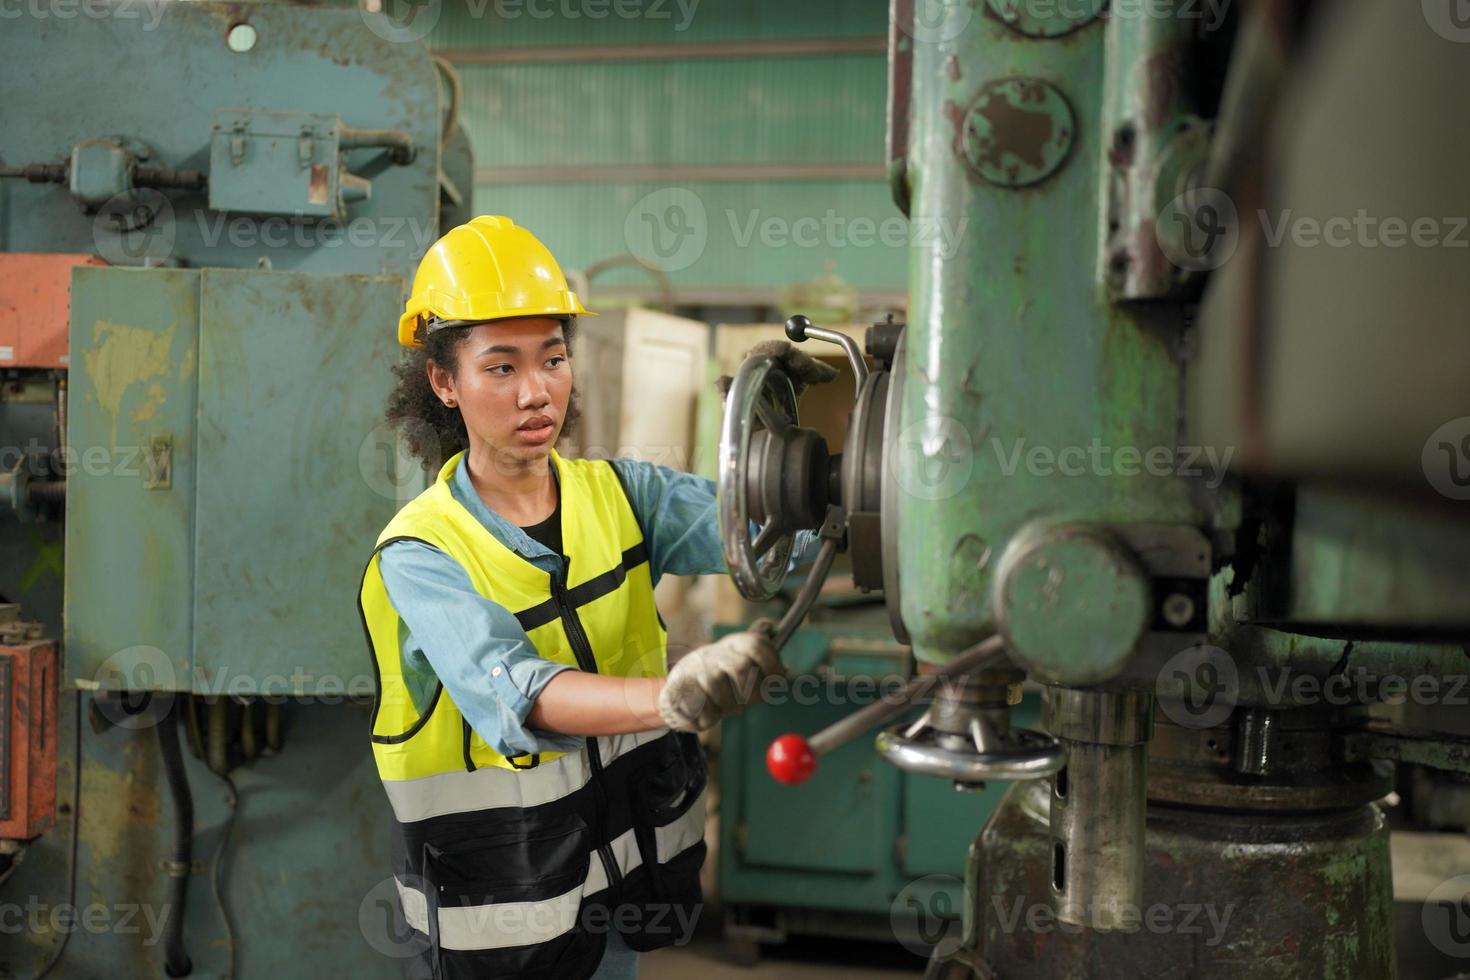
left=0, top=4, right=468, bottom=975
left=714, top=1, right=1470, bottom=978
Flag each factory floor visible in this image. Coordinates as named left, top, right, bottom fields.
left=642, top=934, right=926, bottom=978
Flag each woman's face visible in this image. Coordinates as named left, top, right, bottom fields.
left=428, top=316, right=573, bottom=466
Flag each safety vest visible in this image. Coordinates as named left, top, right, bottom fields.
left=357, top=449, right=707, bottom=979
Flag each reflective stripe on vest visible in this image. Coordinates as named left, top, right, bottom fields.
left=357, top=449, right=706, bottom=976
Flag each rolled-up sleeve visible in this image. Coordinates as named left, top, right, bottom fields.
left=609, top=457, right=822, bottom=582
left=377, top=540, right=584, bottom=758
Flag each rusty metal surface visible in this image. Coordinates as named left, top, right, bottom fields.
left=973, top=779, right=1397, bottom=979
left=0, top=254, right=106, bottom=370
left=0, top=640, right=58, bottom=840
left=960, top=79, right=1076, bottom=189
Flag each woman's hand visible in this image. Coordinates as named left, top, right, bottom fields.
left=658, top=624, right=784, bottom=732
left=715, top=340, right=839, bottom=400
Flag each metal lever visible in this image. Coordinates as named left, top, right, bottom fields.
left=766, top=635, right=1009, bottom=784
left=785, top=314, right=869, bottom=391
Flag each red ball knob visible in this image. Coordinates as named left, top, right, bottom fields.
left=766, top=734, right=817, bottom=785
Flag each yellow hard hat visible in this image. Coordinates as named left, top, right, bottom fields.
left=397, top=215, right=594, bottom=348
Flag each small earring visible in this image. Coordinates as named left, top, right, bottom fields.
left=444, top=399, right=456, bottom=408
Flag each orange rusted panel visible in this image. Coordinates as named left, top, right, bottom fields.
left=0, top=253, right=107, bottom=370
left=0, top=640, right=58, bottom=840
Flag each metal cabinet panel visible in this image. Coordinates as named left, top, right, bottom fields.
left=65, top=266, right=201, bottom=691
left=190, top=269, right=403, bottom=695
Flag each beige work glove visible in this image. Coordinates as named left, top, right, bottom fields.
left=715, top=340, right=839, bottom=401
left=659, top=621, right=784, bottom=733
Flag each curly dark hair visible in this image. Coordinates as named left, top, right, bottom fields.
left=385, top=317, right=581, bottom=471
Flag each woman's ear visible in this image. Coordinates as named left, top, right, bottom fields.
left=426, top=358, right=457, bottom=407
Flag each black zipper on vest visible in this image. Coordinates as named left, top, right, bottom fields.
left=552, top=565, right=624, bottom=894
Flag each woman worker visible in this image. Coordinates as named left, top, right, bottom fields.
left=357, top=215, right=835, bottom=980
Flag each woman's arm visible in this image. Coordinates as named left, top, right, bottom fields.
left=527, top=672, right=666, bottom=736
left=609, top=457, right=822, bottom=581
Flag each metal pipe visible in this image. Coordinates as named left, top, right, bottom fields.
left=339, top=127, right=416, bottom=166
left=205, top=697, right=229, bottom=777
left=1045, top=688, right=1153, bottom=930
left=264, top=701, right=283, bottom=754
left=156, top=702, right=195, bottom=977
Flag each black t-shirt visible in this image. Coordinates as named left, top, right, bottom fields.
left=518, top=501, right=563, bottom=557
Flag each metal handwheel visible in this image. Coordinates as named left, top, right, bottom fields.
left=716, top=353, right=805, bottom=601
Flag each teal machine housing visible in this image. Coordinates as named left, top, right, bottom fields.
left=0, top=5, right=472, bottom=976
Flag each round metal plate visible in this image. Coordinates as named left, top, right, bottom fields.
left=961, top=78, right=1075, bottom=189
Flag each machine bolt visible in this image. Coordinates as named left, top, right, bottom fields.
left=1162, top=592, right=1196, bottom=628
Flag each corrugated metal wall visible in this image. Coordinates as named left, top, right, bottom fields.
left=418, top=0, right=900, bottom=304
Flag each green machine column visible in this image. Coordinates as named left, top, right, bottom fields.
left=894, top=0, right=1203, bottom=669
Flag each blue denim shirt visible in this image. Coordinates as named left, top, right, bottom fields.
left=377, top=454, right=816, bottom=758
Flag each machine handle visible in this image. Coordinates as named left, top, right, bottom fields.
left=765, top=634, right=1006, bottom=784
left=783, top=314, right=870, bottom=391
